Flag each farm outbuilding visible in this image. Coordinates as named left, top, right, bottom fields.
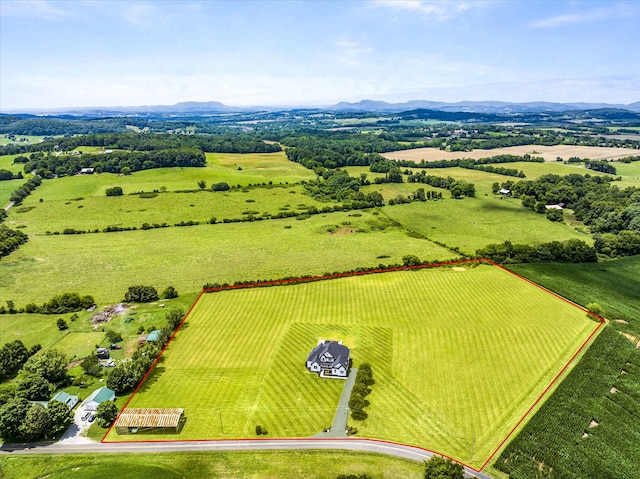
left=115, top=408, right=185, bottom=434
left=51, top=391, right=79, bottom=410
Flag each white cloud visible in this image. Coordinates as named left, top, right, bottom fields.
left=531, top=4, right=634, bottom=28
left=333, top=40, right=372, bottom=65
left=373, top=0, right=472, bottom=20
left=0, top=0, right=75, bottom=20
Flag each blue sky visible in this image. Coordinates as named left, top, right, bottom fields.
left=1, top=0, right=639, bottom=110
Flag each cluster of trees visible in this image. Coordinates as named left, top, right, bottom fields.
left=284, top=135, right=418, bottom=170
left=123, top=285, right=159, bottom=303
left=584, top=159, right=617, bottom=174
left=0, top=397, right=73, bottom=441
left=302, top=169, right=367, bottom=202
left=501, top=173, right=640, bottom=255
left=0, top=348, right=72, bottom=441
left=423, top=455, right=465, bottom=479
left=9, top=176, right=42, bottom=205
left=16, top=292, right=96, bottom=315
left=0, top=340, right=40, bottom=380
left=123, top=285, right=177, bottom=302
left=387, top=188, right=443, bottom=206
left=107, top=308, right=184, bottom=393
left=476, top=239, right=597, bottom=264
left=348, top=363, right=373, bottom=420
left=0, top=169, right=23, bottom=181
left=0, top=224, right=28, bottom=259
left=24, top=148, right=206, bottom=178
left=406, top=171, right=476, bottom=198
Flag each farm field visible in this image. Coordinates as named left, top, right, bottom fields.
left=615, top=160, right=640, bottom=187
left=0, top=210, right=454, bottom=305
left=104, top=265, right=599, bottom=469
left=491, top=257, right=640, bottom=479
left=0, top=450, right=423, bottom=479
left=378, top=195, right=591, bottom=254
left=8, top=151, right=315, bottom=202
left=9, top=184, right=327, bottom=234
left=382, top=144, right=639, bottom=162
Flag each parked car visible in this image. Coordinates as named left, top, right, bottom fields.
left=88, top=414, right=96, bottom=423
left=81, top=412, right=91, bottom=421
left=109, top=344, right=122, bottom=350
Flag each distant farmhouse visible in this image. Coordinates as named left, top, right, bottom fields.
left=305, top=340, right=350, bottom=379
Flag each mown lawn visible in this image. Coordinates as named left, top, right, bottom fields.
left=105, top=265, right=597, bottom=469
left=0, top=450, right=423, bottom=479
left=0, top=210, right=454, bottom=305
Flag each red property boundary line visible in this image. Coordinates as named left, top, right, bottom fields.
left=102, top=258, right=605, bottom=473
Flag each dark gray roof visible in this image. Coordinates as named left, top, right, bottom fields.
left=307, top=340, right=350, bottom=369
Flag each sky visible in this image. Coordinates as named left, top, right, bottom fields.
left=1, top=0, right=639, bottom=110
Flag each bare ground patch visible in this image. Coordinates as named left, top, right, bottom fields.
left=330, top=226, right=357, bottom=236
left=382, top=145, right=639, bottom=163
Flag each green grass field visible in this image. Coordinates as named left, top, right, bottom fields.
left=378, top=196, right=591, bottom=254
left=0, top=210, right=454, bottom=305
left=0, top=450, right=423, bottom=479
left=10, top=152, right=315, bottom=203
left=9, top=185, right=327, bottom=234
left=105, top=265, right=597, bottom=469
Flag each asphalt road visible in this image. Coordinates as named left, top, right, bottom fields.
left=0, top=438, right=493, bottom=479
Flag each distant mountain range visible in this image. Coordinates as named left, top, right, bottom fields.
left=330, top=99, right=640, bottom=114
left=4, top=99, right=640, bottom=116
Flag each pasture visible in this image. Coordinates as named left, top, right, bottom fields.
left=9, top=185, right=327, bottom=234
left=378, top=195, right=591, bottom=254
left=0, top=210, right=454, bottom=305
left=12, top=151, right=315, bottom=202
left=382, top=144, right=639, bottom=162
left=105, top=265, right=598, bottom=469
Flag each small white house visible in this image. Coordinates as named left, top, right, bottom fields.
left=83, top=386, right=115, bottom=412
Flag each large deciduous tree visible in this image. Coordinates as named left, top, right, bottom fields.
left=22, top=349, right=68, bottom=385
left=423, top=456, right=465, bottom=479
left=96, top=400, right=118, bottom=428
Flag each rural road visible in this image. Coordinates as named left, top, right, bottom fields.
left=0, top=438, right=493, bottom=479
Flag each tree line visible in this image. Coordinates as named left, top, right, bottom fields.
left=0, top=224, right=28, bottom=259
left=23, top=147, right=206, bottom=178
left=476, top=239, right=597, bottom=263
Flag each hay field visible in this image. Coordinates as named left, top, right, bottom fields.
left=105, top=265, right=598, bottom=468
left=382, top=145, right=639, bottom=162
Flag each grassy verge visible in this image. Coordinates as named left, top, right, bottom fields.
left=0, top=450, right=423, bottom=479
